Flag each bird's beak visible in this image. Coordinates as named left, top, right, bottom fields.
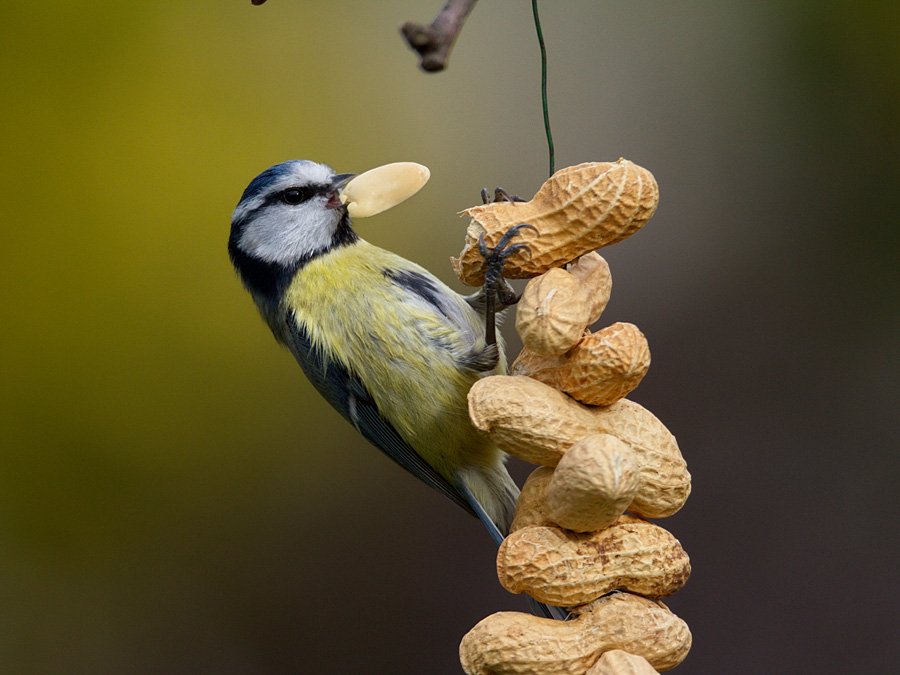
left=331, top=173, right=357, bottom=189
left=327, top=173, right=357, bottom=210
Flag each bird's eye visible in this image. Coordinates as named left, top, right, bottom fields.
left=281, top=186, right=314, bottom=205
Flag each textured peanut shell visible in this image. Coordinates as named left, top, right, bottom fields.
left=497, top=516, right=690, bottom=606
left=452, top=160, right=659, bottom=286
left=468, top=376, right=599, bottom=466
left=591, top=400, right=690, bottom=518
left=459, top=592, right=691, bottom=674
left=586, top=650, right=658, bottom=675
left=468, top=376, right=690, bottom=517
left=509, top=467, right=556, bottom=533
left=516, top=268, right=592, bottom=356
left=511, top=323, right=651, bottom=407
left=567, top=252, right=612, bottom=326
left=544, top=434, right=638, bottom=533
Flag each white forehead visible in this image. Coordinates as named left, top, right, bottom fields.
left=274, top=160, right=333, bottom=186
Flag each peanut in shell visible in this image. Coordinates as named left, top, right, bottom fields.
left=468, top=376, right=597, bottom=467
left=592, top=400, right=690, bottom=519
left=452, top=160, right=659, bottom=286
left=511, top=322, right=651, bottom=407
left=497, top=516, right=691, bottom=606
left=516, top=268, right=592, bottom=356
left=459, top=591, right=691, bottom=674
left=566, top=252, right=612, bottom=326
left=509, top=466, right=556, bottom=533
left=544, top=433, right=639, bottom=533
left=467, top=376, right=690, bottom=517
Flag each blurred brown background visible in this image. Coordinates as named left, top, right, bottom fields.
left=2, top=1, right=898, bottom=673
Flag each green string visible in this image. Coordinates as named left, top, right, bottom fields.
left=532, top=0, right=554, bottom=177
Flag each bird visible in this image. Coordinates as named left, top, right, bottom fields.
left=227, top=159, right=531, bottom=544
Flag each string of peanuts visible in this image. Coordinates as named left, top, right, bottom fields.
left=453, top=160, right=692, bottom=674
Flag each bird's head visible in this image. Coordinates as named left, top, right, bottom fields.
left=228, top=160, right=357, bottom=307
left=229, top=160, right=357, bottom=269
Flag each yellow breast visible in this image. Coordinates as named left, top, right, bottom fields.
left=282, top=240, right=501, bottom=477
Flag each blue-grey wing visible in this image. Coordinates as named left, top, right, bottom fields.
left=284, top=314, right=477, bottom=518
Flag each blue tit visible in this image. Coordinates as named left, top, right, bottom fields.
left=227, top=160, right=523, bottom=543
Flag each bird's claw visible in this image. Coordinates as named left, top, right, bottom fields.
left=479, top=223, right=537, bottom=263
left=477, top=223, right=537, bottom=351
left=481, top=187, right=527, bottom=204
left=478, top=223, right=537, bottom=300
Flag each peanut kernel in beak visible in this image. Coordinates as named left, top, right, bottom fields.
left=340, top=162, right=430, bottom=217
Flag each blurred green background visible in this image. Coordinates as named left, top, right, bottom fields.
left=2, top=1, right=898, bottom=673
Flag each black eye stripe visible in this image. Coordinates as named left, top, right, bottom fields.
left=275, top=183, right=328, bottom=206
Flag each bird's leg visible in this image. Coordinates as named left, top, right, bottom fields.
left=463, top=188, right=534, bottom=372
left=469, top=183, right=527, bottom=313
left=479, top=223, right=537, bottom=349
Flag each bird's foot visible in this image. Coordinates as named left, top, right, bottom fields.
left=478, top=223, right=537, bottom=350
left=478, top=223, right=536, bottom=303
left=481, top=187, right=527, bottom=204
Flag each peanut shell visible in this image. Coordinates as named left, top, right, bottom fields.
left=452, top=160, right=658, bottom=286
left=511, top=323, right=651, bottom=407
left=468, top=376, right=690, bottom=517
left=509, top=467, right=556, bottom=533
left=586, top=650, right=658, bottom=675
left=468, top=376, right=598, bottom=466
left=516, top=268, right=592, bottom=356
left=459, top=592, right=691, bottom=674
left=544, top=434, right=638, bottom=533
left=566, top=252, right=612, bottom=326
left=592, top=400, right=690, bottom=518
left=497, top=516, right=690, bottom=606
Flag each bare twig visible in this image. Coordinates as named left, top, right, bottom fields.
left=400, top=0, right=479, bottom=72
left=252, top=0, right=478, bottom=73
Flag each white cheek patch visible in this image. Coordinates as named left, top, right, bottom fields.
left=231, top=193, right=265, bottom=227
left=239, top=199, right=341, bottom=264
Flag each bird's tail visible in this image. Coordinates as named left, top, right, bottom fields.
left=457, top=464, right=518, bottom=546
left=457, top=465, right=570, bottom=622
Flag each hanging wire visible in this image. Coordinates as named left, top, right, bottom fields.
left=532, top=0, right=554, bottom=177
